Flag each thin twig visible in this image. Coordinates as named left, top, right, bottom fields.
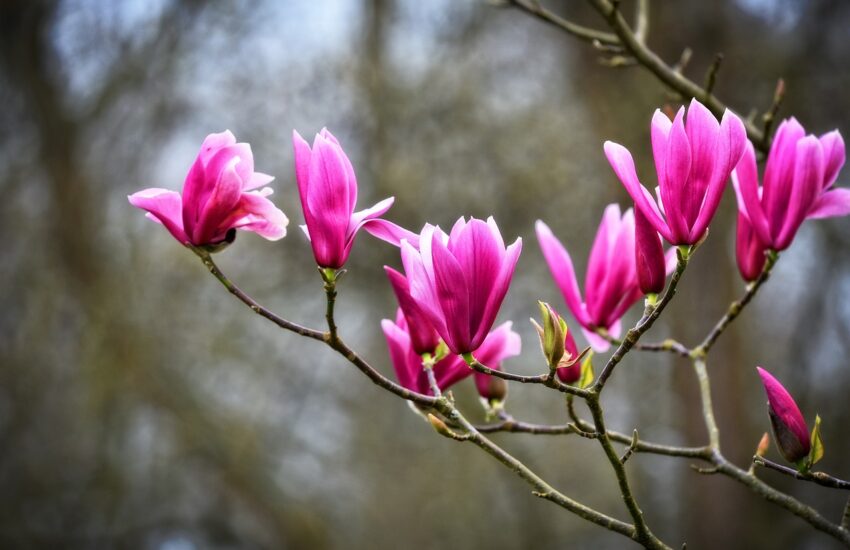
left=620, top=430, right=640, bottom=464
left=762, top=78, right=786, bottom=145
left=753, top=457, right=850, bottom=491
left=703, top=53, right=724, bottom=97
left=508, top=0, right=620, bottom=47
left=464, top=356, right=590, bottom=398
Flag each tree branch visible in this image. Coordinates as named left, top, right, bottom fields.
left=753, top=457, right=850, bottom=491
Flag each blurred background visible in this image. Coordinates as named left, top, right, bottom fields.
left=1, top=0, right=849, bottom=548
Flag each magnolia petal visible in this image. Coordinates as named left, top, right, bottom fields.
left=193, top=158, right=243, bottom=244
left=472, top=238, right=522, bottom=351
left=535, top=220, right=591, bottom=327
left=401, top=240, right=448, bottom=343
left=128, top=188, right=188, bottom=244
left=661, top=109, right=692, bottom=243
left=807, top=188, right=850, bottom=219
left=430, top=233, right=472, bottom=354
left=385, top=267, right=439, bottom=355
left=762, top=118, right=806, bottom=238
left=819, top=130, right=845, bottom=190
left=775, top=136, right=824, bottom=250
left=584, top=204, right=621, bottom=319
left=363, top=219, right=421, bottom=249
left=582, top=327, right=611, bottom=353
left=731, top=140, right=772, bottom=245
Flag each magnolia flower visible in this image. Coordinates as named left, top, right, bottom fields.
left=293, top=128, right=395, bottom=268
left=384, top=266, right=440, bottom=355
left=381, top=314, right=520, bottom=397
left=605, top=98, right=747, bottom=245
left=537, top=205, right=674, bottom=352
left=735, top=211, right=769, bottom=282
left=732, top=120, right=847, bottom=253
left=129, top=130, right=288, bottom=247
left=400, top=217, right=522, bottom=355
left=634, top=207, right=667, bottom=295
left=756, top=367, right=811, bottom=464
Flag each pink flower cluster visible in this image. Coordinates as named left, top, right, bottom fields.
left=129, top=97, right=847, bottom=412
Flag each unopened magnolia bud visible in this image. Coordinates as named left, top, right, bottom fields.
left=475, top=373, right=508, bottom=404
left=757, top=367, right=811, bottom=464
left=427, top=414, right=454, bottom=438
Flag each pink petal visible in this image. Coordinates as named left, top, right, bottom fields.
left=244, top=172, right=275, bottom=191
left=433, top=355, right=472, bottom=393
left=192, top=158, right=244, bottom=244
left=319, top=128, right=358, bottom=213
left=604, top=141, right=672, bottom=241
left=591, top=209, right=636, bottom=325
left=128, top=188, right=188, bottom=244
left=181, top=131, right=236, bottom=236
left=756, top=366, right=811, bottom=460
left=535, top=221, right=591, bottom=327
left=348, top=196, right=394, bottom=237
left=683, top=99, right=720, bottom=226
left=688, top=108, right=746, bottom=242
left=731, top=140, right=771, bottom=245
left=401, top=240, right=447, bottom=343
left=762, top=118, right=806, bottom=239
left=584, top=204, right=621, bottom=319
left=474, top=321, right=521, bottom=370
left=381, top=319, right=425, bottom=394
left=650, top=109, right=672, bottom=192
left=305, top=134, right=354, bottom=267
left=819, top=130, right=845, bottom=190
left=582, top=327, right=611, bottom=353
left=807, top=188, right=850, bottom=219
left=471, top=237, right=521, bottom=351
left=292, top=130, right=314, bottom=223
left=775, top=136, right=825, bottom=250
left=736, top=211, right=767, bottom=282
left=660, top=109, right=692, bottom=243
left=635, top=206, right=666, bottom=294
left=385, top=266, right=439, bottom=355
left=362, top=219, right=421, bottom=249
left=226, top=189, right=289, bottom=241
left=430, top=232, right=472, bottom=354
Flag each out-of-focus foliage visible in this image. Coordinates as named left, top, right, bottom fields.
left=1, top=0, right=849, bottom=548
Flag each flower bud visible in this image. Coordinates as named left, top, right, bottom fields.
left=532, top=301, right=566, bottom=369
left=475, top=374, right=508, bottom=404
left=756, top=367, right=811, bottom=464
left=634, top=207, right=666, bottom=294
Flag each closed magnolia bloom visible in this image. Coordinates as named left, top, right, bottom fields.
left=530, top=302, right=580, bottom=383
left=292, top=128, right=395, bottom=268
left=400, top=217, right=522, bottom=355
left=735, top=210, right=768, bottom=282
left=384, top=266, right=440, bottom=355
left=556, top=319, right=582, bottom=385
left=756, top=367, right=811, bottom=464
left=634, top=207, right=667, bottom=295
left=732, top=121, right=848, bottom=252
left=605, top=98, right=747, bottom=245
left=128, top=130, right=288, bottom=247
left=537, top=205, right=673, bottom=352
left=381, top=314, right=520, bottom=396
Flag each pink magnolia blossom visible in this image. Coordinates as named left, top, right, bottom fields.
left=381, top=313, right=520, bottom=397
left=128, top=130, right=288, bottom=247
left=634, top=207, right=667, bottom=295
left=400, top=217, right=522, bottom=355
left=732, top=120, right=847, bottom=253
left=605, top=98, right=747, bottom=245
left=735, top=211, right=769, bottom=282
left=384, top=266, right=440, bottom=355
left=537, top=206, right=675, bottom=352
left=756, top=367, right=811, bottom=464
left=292, top=128, right=395, bottom=268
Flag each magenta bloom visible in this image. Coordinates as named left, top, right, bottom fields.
left=732, top=120, right=847, bottom=252
left=129, top=130, right=288, bottom=247
left=735, top=210, right=769, bottom=282
left=537, top=206, right=667, bottom=352
left=384, top=266, right=440, bottom=355
left=382, top=313, right=520, bottom=397
left=605, top=99, right=747, bottom=245
left=634, top=207, right=667, bottom=295
left=292, top=128, right=395, bottom=268
left=400, top=218, right=522, bottom=355
left=756, top=367, right=811, bottom=464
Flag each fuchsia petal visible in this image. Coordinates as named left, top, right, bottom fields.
left=774, top=136, right=825, bottom=250
left=319, top=128, right=358, bottom=213
left=472, top=238, right=521, bottom=351
left=756, top=366, right=811, bottom=462
left=304, top=134, right=354, bottom=267
left=227, top=189, right=289, bottom=241
left=592, top=209, right=636, bottom=325
left=635, top=206, right=666, bottom=294
left=363, top=219, right=422, bottom=249
left=584, top=204, right=621, bottom=320
left=182, top=131, right=237, bottom=235
left=349, top=197, right=395, bottom=233
left=433, top=355, right=472, bottom=393
left=604, top=141, right=672, bottom=241
left=244, top=172, right=275, bottom=191
left=736, top=211, right=767, bottom=282
left=128, top=188, right=188, bottom=244
left=661, top=109, right=692, bottom=243
left=582, top=327, right=612, bottom=353
left=381, top=319, right=422, bottom=393
left=401, top=239, right=447, bottom=340
left=292, top=130, right=314, bottom=223
left=430, top=233, right=472, bottom=354
left=689, top=108, right=747, bottom=243
left=732, top=140, right=772, bottom=245
left=683, top=99, right=720, bottom=227
left=193, top=158, right=243, bottom=244
left=650, top=110, right=672, bottom=193
left=471, top=322, right=522, bottom=397
left=762, top=118, right=806, bottom=240
left=807, top=188, right=850, bottom=219
left=385, top=267, right=440, bottom=354
left=819, top=130, right=845, bottom=190
left=535, top=221, right=591, bottom=327
left=556, top=326, right=582, bottom=384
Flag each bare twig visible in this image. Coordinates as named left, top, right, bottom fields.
left=753, top=457, right=850, bottom=491
left=463, top=355, right=590, bottom=398
left=508, top=0, right=620, bottom=47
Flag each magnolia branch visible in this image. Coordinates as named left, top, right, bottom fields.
left=753, top=457, right=850, bottom=491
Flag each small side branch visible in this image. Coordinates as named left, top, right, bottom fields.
left=464, top=356, right=590, bottom=398
left=508, top=0, right=620, bottom=47
left=753, top=457, right=850, bottom=491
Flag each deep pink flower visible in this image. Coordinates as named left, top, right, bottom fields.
left=735, top=210, right=768, bottom=282
left=384, top=266, right=440, bottom=355
left=732, top=120, right=847, bottom=252
left=400, top=217, right=522, bottom=355
left=381, top=313, right=520, bottom=396
left=537, top=206, right=674, bottom=352
left=605, top=99, right=747, bottom=245
left=634, top=207, right=666, bottom=295
left=756, top=367, right=811, bottom=464
left=292, top=128, right=395, bottom=268
left=128, top=130, right=288, bottom=247
left=556, top=317, right=582, bottom=385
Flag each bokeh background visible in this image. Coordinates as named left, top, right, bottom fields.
left=2, top=0, right=849, bottom=548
